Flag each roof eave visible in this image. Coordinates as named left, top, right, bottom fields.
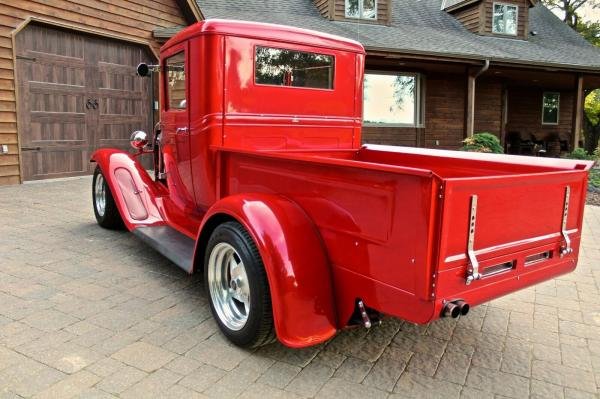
left=365, top=46, right=600, bottom=73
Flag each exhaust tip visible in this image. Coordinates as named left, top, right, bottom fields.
left=442, top=302, right=460, bottom=318
left=455, top=300, right=470, bottom=316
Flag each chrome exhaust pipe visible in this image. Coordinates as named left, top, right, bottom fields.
left=454, top=300, right=470, bottom=316
left=442, top=302, right=460, bottom=318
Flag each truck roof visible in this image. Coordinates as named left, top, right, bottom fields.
left=162, top=19, right=365, bottom=54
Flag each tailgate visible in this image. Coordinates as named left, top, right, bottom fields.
left=434, top=168, right=588, bottom=304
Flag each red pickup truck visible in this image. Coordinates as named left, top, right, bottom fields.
left=91, top=19, right=593, bottom=348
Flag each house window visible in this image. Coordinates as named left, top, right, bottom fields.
left=363, top=72, right=424, bottom=127
left=255, top=46, right=334, bottom=89
left=492, top=3, right=518, bottom=35
left=345, top=0, right=377, bottom=20
left=165, top=52, right=186, bottom=110
left=542, top=92, right=560, bottom=125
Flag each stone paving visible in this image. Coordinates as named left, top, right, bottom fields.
left=1, top=177, right=600, bottom=399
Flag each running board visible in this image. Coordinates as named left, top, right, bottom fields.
left=132, top=226, right=195, bottom=273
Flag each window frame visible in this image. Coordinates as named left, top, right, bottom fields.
left=492, top=2, right=519, bottom=36
left=542, top=91, right=560, bottom=126
left=164, top=51, right=187, bottom=111
left=362, top=70, right=425, bottom=128
left=253, top=45, right=336, bottom=91
left=344, top=0, right=378, bottom=20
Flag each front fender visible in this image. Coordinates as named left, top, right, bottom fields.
left=91, top=149, right=166, bottom=231
left=195, top=193, right=337, bottom=348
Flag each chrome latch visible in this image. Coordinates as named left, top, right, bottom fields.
left=357, top=300, right=372, bottom=328
left=560, top=186, right=573, bottom=258
left=466, top=195, right=481, bottom=285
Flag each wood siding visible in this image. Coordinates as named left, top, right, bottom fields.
left=448, top=0, right=529, bottom=39
left=332, top=0, right=391, bottom=25
left=506, top=87, right=574, bottom=141
left=482, top=0, right=529, bottom=39
left=313, top=0, right=332, bottom=19
left=451, top=3, right=483, bottom=33
left=0, top=0, right=188, bottom=185
left=474, top=79, right=503, bottom=136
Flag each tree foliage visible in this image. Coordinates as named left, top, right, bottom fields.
left=541, top=0, right=599, bottom=27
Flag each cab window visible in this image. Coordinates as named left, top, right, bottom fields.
left=165, top=52, right=186, bottom=109
left=255, top=46, right=334, bottom=89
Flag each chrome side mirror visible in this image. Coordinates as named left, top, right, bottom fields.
left=136, top=63, right=160, bottom=77
left=130, top=131, right=148, bottom=151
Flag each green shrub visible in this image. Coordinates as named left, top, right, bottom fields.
left=565, top=148, right=595, bottom=160
left=590, top=169, right=600, bottom=190
left=461, top=133, right=503, bottom=154
left=594, top=145, right=600, bottom=161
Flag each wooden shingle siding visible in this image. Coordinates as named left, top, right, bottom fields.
left=0, top=0, right=188, bottom=185
left=332, top=0, right=391, bottom=25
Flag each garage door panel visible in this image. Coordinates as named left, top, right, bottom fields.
left=29, top=120, right=86, bottom=143
left=17, top=24, right=154, bottom=181
left=21, top=148, right=89, bottom=180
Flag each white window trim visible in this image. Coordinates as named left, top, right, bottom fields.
left=362, top=71, right=425, bottom=128
left=542, top=92, right=560, bottom=126
left=345, top=0, right=378, bottom=20
left=492, top=2, right=518, bottom=36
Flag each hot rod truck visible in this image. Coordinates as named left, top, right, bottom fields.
left=91, top=19, right=593, bottom=348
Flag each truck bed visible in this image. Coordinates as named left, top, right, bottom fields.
left=215, top=144, right=592, bottom=325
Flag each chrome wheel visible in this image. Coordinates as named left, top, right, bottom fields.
left=94, top=173, right=106, bottom=217
left=207, top=242, right=250, bottom=331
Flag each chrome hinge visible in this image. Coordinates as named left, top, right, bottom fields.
left=466, top=195, right=481, bottom=285
left=560, top=186, right=573, bottom=258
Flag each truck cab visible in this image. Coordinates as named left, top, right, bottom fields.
left=91, top=19, right=593, bottom=349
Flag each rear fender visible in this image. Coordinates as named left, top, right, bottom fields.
left=91, top=149, right=166, bottom=231
left=194, top=193, right=337, bottom=348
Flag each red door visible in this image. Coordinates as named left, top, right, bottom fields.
left=161, top=44, right=195, bottom=211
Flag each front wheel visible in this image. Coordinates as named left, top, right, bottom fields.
left=205, top=221, right=275, bottom=348
left=92, top=166, right=124, bottom=229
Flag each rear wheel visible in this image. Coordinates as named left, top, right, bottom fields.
left=205, top=222, right=275, bottom=348
left=92, top=166, right=124, bottom=229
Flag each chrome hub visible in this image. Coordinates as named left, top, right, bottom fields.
left=208, top=243, right=250, bottom=331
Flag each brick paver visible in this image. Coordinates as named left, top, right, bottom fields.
left=1, top=176, right=599, bottom=398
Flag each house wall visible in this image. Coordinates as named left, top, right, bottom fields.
left=506, top=87, right=574, bottom=141
left=0, top=0, right=189, bottom=185
left=452, top=2, right=483, bottom=33
left=474, top=79, right=503, bottom=137
left=362, top=72, right=466, bottom=150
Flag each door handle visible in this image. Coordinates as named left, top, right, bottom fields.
left=21, top=146, right=41, bottom=151
left=175, top=127, right=188, bottom=135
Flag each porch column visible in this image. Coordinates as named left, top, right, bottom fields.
left=571, top=74, right=584, bottom=150
left=466, top=74, right=476, bottom=137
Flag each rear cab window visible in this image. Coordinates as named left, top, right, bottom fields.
left=255, top=46, right=334, bottom=90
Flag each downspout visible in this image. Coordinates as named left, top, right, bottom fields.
left=466, top=59, right=490, bottom=137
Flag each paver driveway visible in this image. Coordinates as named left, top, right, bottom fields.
left=1, top=177, right=600, bottom=399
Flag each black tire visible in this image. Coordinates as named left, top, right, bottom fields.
left=92, top=166, right=124, bottom=230
left=204, top=221, right=275, bottom=348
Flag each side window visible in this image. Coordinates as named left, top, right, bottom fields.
left=255, top=46, right=334, bottom=90
left=166, top=52, right=186, bottom=110
left=542, top=92, right=560, bottom=125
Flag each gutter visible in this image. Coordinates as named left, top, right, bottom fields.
left=365, top=46, right=600, bottom=74
left=474, top=59, right=490, bottom=78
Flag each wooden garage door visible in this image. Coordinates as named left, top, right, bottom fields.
left=15, top=24, right=154, bottom=181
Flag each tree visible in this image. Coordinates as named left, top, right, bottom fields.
left=584, top=89, right=600, bottom=154
left=542, top=0, right=599, bottom=28
left=576, top=20, right=600, bottom=46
